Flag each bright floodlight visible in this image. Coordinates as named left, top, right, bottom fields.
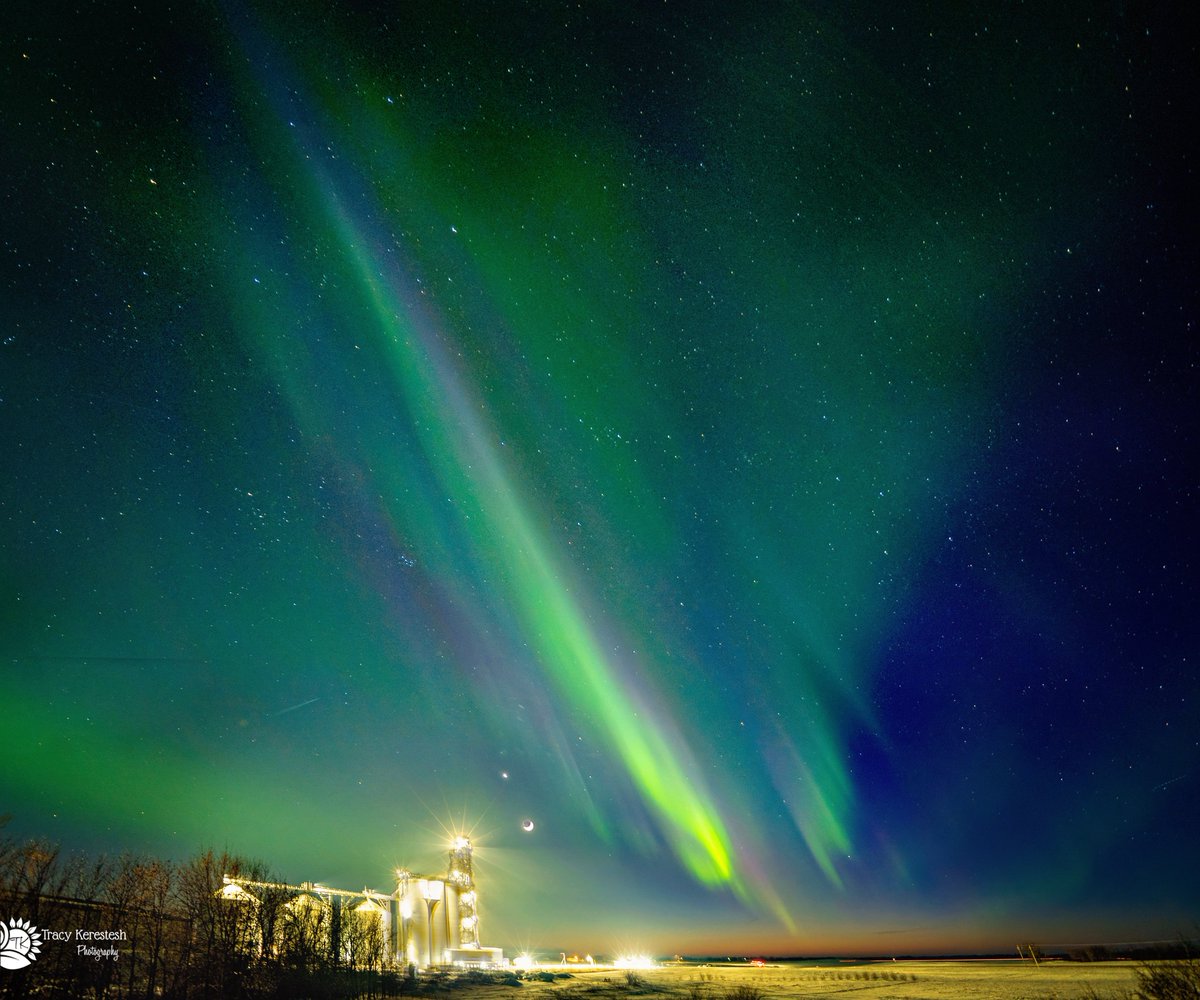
left=614, top=955, right=655, bottom=970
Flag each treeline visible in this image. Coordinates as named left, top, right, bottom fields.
left=1059, top=941, right=1200, bottom=962
left=0, top=827, right=426, bottom=999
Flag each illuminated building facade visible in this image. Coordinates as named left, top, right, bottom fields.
left=221, top=837, right=503, bottom=969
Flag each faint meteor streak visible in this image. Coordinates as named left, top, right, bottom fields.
left=270, top=698, right=320, bottom=717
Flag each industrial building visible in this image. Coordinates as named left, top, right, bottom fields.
left=220, top=836, right=503, bottom=969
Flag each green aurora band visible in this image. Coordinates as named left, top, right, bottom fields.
left=206, top=5, right=998, bottom=922
left=9, top=0, right=1125, bottom=942
left=245, top=73, right=753, bottom=907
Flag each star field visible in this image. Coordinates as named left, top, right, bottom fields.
left=1, top=0, right=1197, bottom=955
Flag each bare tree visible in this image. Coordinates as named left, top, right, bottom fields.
left=0, top=837, right=74, bottom=1000
left=276, top=889, right=333, bottom=973
left=341, top=902, right=387, bottom=973
left=175, top=850, right=260, bottom=999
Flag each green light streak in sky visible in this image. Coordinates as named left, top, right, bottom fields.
left=321, top=189, right=739, bottom=890
left=206, top=5, right=754, bottom=884
left=205, top=11, right=976, bottom=915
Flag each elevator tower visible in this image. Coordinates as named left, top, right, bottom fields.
left=447, top=836, right=480, bottom=948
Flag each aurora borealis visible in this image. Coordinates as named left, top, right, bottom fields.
left=2, top=0, right=1197, bottom=957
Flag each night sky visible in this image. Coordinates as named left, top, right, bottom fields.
left=2, top=0, right=1197, bottom=957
